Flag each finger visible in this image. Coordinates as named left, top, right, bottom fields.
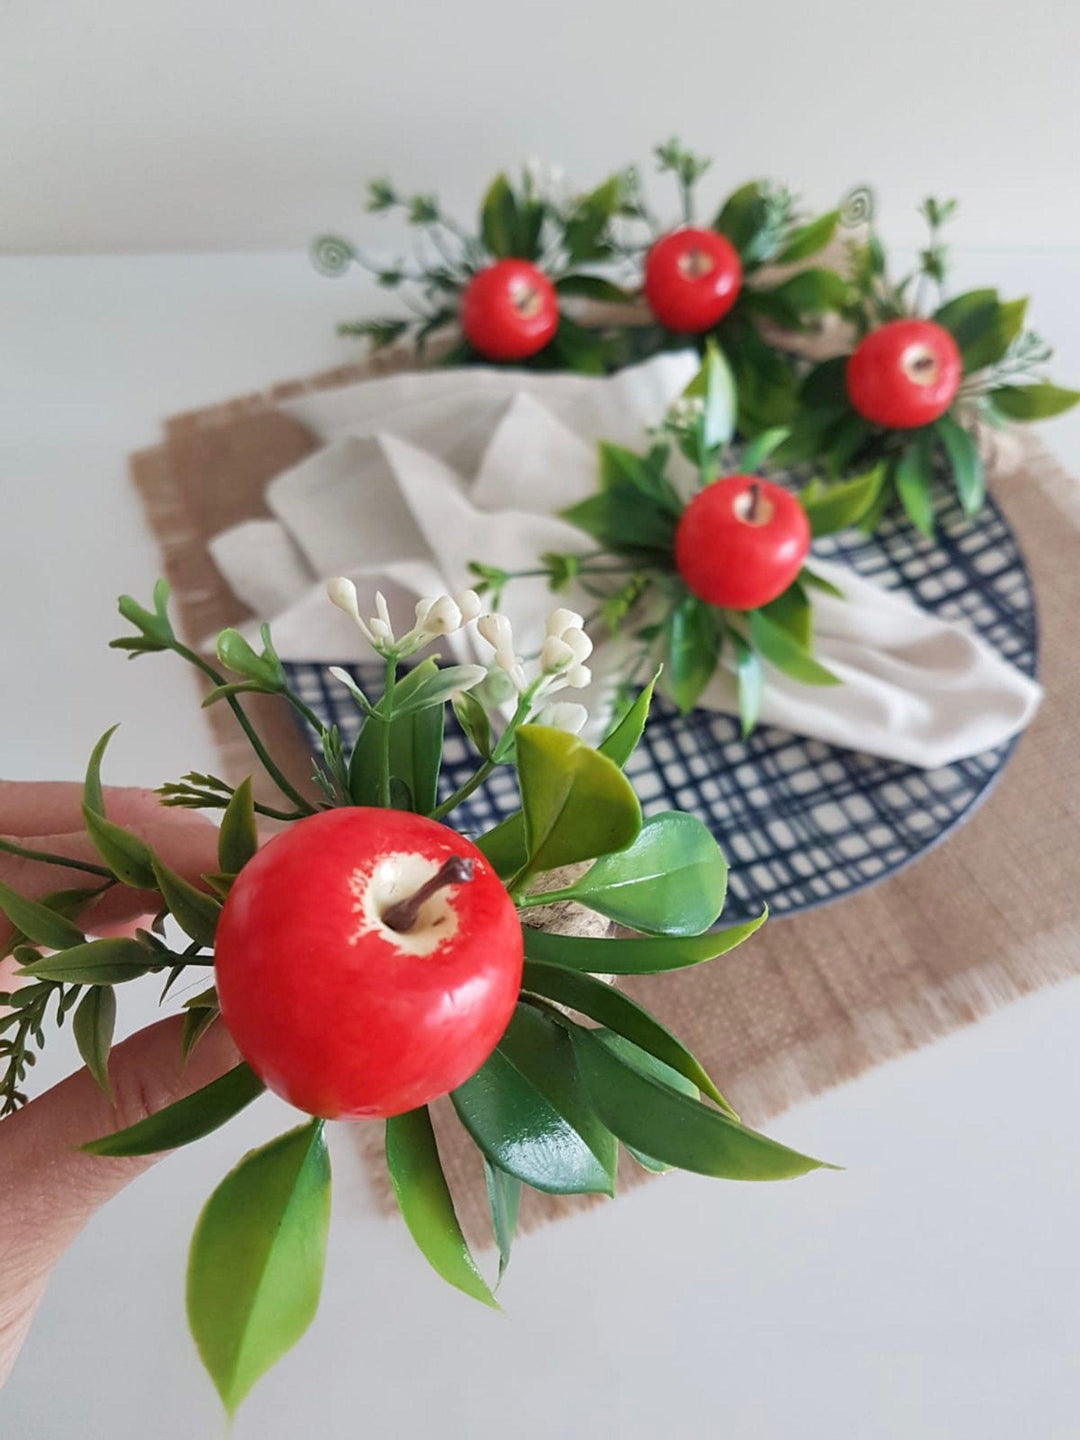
left=0, top=781, right=206, bottom=838
left=0, top=1017, right=239, bottom=1298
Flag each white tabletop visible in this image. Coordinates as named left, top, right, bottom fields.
left=1, top=251, right=1078, bottom=1439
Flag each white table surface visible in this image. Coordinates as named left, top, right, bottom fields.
left=1, top=251, right=1078, bottom=1439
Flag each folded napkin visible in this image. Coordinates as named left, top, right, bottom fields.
left=208, top=358, right=1042, bottom=769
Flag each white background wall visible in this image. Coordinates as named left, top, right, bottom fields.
left=2, top=4, right=1079, bottom=1437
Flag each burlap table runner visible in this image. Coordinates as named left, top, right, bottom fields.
left=130, top=361, right=1080, bottom=1247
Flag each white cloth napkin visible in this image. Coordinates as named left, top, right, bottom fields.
left=208, top=356, right=1042, bottom=768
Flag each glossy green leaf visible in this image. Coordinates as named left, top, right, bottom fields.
left=349, top=704, right=444, bottom=814
left=83, top=1062, right=265, bottom=1156
left=515, top=725, right=641, bottom=876
left=799, top=465, right=885, bottom=537
left=73, top=985, right=116, bottom=1099
left=773, top=209, right=839, bottom=264
left=663, top=595, right=720, bottom=713
left=522, top=960, right=731, bottom=1110
left=546, top=811, right=727, bottom=937
left=17, top=936, right=154, bottom=984
left=570, top=1025, right=832, bottom=1180
left=150, top=858, right=220, bottom=948
left=217, top=778, right=258, bottom=875
left=483, top=1158, right=521, bottom=1284
left=597, top=672, right=658, bottom=767
left=729, top=628, right=764, bottom=737
left=385, top=1107, right=498, bottom=1308
left=187, top=1120, right=330, bottom=1415
left=748, top=611, right=840, bottom=687
left=475, top=812, right=527, bottom=878
left=0, top=881, right=85, bottom=950
left=991, top=383, right=1080, bottom=420
left=522, top=907, right=766, bottom=974
left=758, top=582, right=812, bottom=651
left=894, top=436, right=937, bottom=537
left=452, top=1004, right=617, bottom=1196
left=595, top=1031, right=702, bottom=1172
left=934, top=414, right=985, bottom=516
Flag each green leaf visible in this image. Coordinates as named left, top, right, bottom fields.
left=19, top=936, right=155, bottom=984
left=663, top=595, right=720, bottom=713
left=932, top=288, right=1000, bottom=364
left=452, top=1003, right=617, bottom=1196
left=799, top=465, right=885, bottom=537
left=83, top=1062, right=264, bottom=1157
left=218, top=778, right=258, bottom=875
left=934, top=414, right=985, bottom=516
left=757, top=582, right=812, bottom=651
left=483, top=1158, right=521, bottom=1284
left=554, top=274, right=630, bottom=302
left=547, top=811, right=727, bottom=937
left=799, top=356, right=849, bottom=412
left=452, top=691, right=492, bottom=760
left=561, top=482, right=676, bottom=557
left=0, top=880, right=85, bottom=950
left=748, top=611, right=839, bottom=686
left=773, top=209, right=839, bottom=264
left=740, top=427, right=791, bottom=472
left=187, top=1120, right=330, bottom=1415
left=598, top=442, right=682, bottom=515
left=729, top=629, right=764, bottom=736
left=391, top=665, right=487, bottom=719
left=749, top=268, right=849, bottom=325
left=514, top=726, right=641, bottom=876
left=800, top=566, right=845, bottom=599
left=713, top=181, right=770, bottom=259
left=385, top=1106, right=499, bottom=1308
left=682, top=341, right=737, bottom=451
left=150, top=858, right=220, bottom=948
left=598, top=1032, right=702, bottom=1171
left=569, top=1025, right=832, bottom=1180
left=962, top=297, right=1028, bottom=372
left=475, top=812, right=527, bottom=878
left=561, top=174, right=622, bottom=263
left=894, top=435, right=937, bottom=538
left=82, top=728, right=158, bottom=889
left=597, top=672, right=658, bottom=768
left=480, top=173, right=520, bottom=258
left=349, top=704, right=443, bottom=814
left=991, top=383, right=1080, bottom=420
left=73, top=985, right=116, bottom=1099
left=182, top=1003, right=220, bottom=1060
left=522, top=961, right=731, bottom=1110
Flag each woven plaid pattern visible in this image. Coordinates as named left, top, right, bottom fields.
left=283, top=490, right=1037, bottom=922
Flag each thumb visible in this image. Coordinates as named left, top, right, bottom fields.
left=0, top=1015, right=238, bottom=1377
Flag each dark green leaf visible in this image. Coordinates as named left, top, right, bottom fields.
left=682, top=342, right=737, bottom=451
left=515, top=725, right=641, bottom=876
left=569, top=1026, right=832, bottom=1180
left=83, top=1062, right=264, bottom=1156
left=83, top=729, right=158, bottom=888
left=385, top=1107, right=498, bottom=1307
left=151, top=858, right=220, bottom=948
left=932, top=287, right=999, bottom=363
left=598, top=1032, right=701, bottom=1171
left=546, top=811, right=727, bottom=936
left=73, top=985, right=116, bottom=1099
left=800, top=566, right=846, bottom=599
left=991, top=383, right=1080, bottom=420
left=799, top=356, right=849, bottom=412
left=19, top=936, right=154, bottom=984
left=773, top=209, right=840, bottom=264
left=522, top=961, right=730, bottom=1110
left=962, top=297, right=1027, bottom=372
left=554, top=274, right=631, bottom=302
left=713, top=181, right=770, bottom=259
left=182, top=1003, right=220, bottom=1060
left=0, top=881, right=85, bottom=950
left=218, top=778, right=258, bottom=875
left=598, top=442, right=682, bottom=515
left=475, top=812, right=527, bottom=879
left=935, top=414, right=985, bottom=516
left=521, top=916, right=764, bottom=977
left=187, top=1120, right=330, bottom=1415
left=483, top=1158, right=521, bottom=1283
left=480, top=173, right=520, bottom=257
left=561, top=483, right=676, bottom=556
left=729, top=629, right=764, bottom=737
left=748, top=612, right=840, bottom=687
left=663, top=596, right=720, bottom=713
left=894, top=436, right=937, bottom=537
left=452, top=1004, right=617, bottom=1196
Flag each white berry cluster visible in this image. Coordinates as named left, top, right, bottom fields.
left=475, top=607, right=594, bottom=733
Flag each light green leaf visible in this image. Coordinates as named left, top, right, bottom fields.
left=151, top=858, right=221, bottom=948
left=515, top=725, right=642, bottom=876
left=773, top=209, right=840, bottom=264
left=522, top=960, right=731, bottom=1110
left=544, top=811, right=727, bottom=937
left=452, top=691, right=492, bottom=760
left=800, top=566, right=845, bottom=600
left=19, top=936, right=155, bottom=984
left=452, top=1003, right=617, bottom=1196
left=187, top=1120, right=330, bottom=1415
left=597, top=672, right=658, bottom=767
left=82, top=1062, right=265, bottom=1156
left=934, top=414, right=985, bottom=516
left=483, top=1158, right=521, bottom=1284
left=991, top=383, right=1080, bottom=421
left=73, top=985, right=116, bottom=1099
left=569, top=1026, right=833, bottom=1181
left=758, top=582, right=812, bottom=651
left=0, top=880, right=86, bottom=950
left=391, top=665, right=488, bottom=718
left=740, top=427, right=791, bottom=471
left=728, top=629, right=764, bottom=737
left=798, top=465, right=885, bottom=538
left=683, top=341, right=737, bottom=451
left=748, top=612, right=840, bottom=686
left=894, top=437, right=937, bottom=538
left=217, top=778, right=258, bottom=875
left=385, top=1106, right=499, bottom=1308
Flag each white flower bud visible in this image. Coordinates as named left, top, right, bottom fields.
left=422, top=596, right=463, bottom=635
left=540, top=636, right=575, bottom=672
left=327, top=577, right=361, bottom=623
left=414, top=596, right=434, bottom=625
left=562, top=626, right=593, bottom=662
left=369, top=619, right=392, bottom=640
left=510, top=663, right=529, bottom=693
left=477, top=613, right=514, bottom=651
left=546, top=607, right=584, bottom=638
left=536, top=701, right=588, bottom=734
left=494, top=647, right=519, bottom=673
left=565, top=664, right=592, bottom=690
left=454, top=589, right=483, bottom=623
left=374, top=592, right=392, bottom=631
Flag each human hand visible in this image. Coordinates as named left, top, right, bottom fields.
left=0, top=782, right=238, bottom=1385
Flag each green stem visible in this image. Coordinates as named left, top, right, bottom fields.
left=378, top=654, right=397, bottom=809
left=284, top=690, right=332, bottom=737
left=429, top=759, right=497, bottom=822
left=515, top=884, right=578, bottom=910
left=171, top=642, right=316, bottom=816
left=0, top=837, right=113, bottom=879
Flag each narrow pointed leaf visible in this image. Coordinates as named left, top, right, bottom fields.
left=663, top=596, right=720, bottom=713
left=18, top=936, right=153, bottom=984
left=521, top=909, right=767, bottom=973
left=0, top=881, right=86, bottom=950
left=81, top=1062, right=264, bottom=1155
left=569, top=1025, right=833, bottom=1180
left=181, top=1003, right=220, bottom=1060
left=798, top=465, right=885, bottom=537
left=729, top=629, right=764, bottom=736
left=73, top=985, right=116, bottom=1099
left=515, top=726, right=641, bottom=875
left=82, top=729, right=159, bottom=889
left=935, top=414, right=985, bottom=516
left=385, top=1106, right=499, bottom=1308
left=476, top=812, right=527, bottom=878
left=187, top=1120, right=330, bottom=1415
left=151, top=858, right=220, bottom=947
left=217, top=778, right=258, bottom=875
left=596, top=1031, right=703, bottom=1171
left=483, top=1158, right=521, bottom=1284
left=748, top=611, right=840, bottom=686
left=894, top=437, right=936, bottom=538
left=597, top=672, right=659, bottom=767
left=990, top=383, right=1080, bottom=420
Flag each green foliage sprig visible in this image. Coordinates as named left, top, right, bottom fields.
left=0, top=575, right=831, bottom=1417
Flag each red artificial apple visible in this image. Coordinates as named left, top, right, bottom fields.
left=846, top=318, right=962, bottom=428
left=460, top=259, right=559, bottom=361
left=675, top=475, right=810, bottom=611
left=643, top=228, right=742, bottom=333
left=214, top=808, right=523, bottom=1119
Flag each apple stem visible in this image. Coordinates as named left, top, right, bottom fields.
left=745, top=481, right=762, bottom=522
left=382, top=855, right=475, bottom=933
